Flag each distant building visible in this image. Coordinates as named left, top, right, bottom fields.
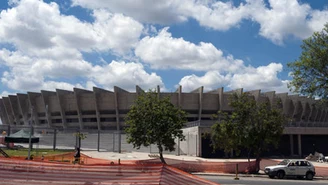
left=1, top=86, right=328, bottom=157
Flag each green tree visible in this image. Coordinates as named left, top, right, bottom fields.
left=74, top=132, right=87, bottom=148
left=211, top=92, right=286, bottom=172
left=288, top=23, right=328, bottom=99
left=125, top=90, right=187, bottom=164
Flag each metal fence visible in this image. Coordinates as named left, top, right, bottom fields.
left=0, top=125, right=199, bottom=156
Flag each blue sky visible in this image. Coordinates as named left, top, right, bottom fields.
left=0, top=0, right=328, bottom=96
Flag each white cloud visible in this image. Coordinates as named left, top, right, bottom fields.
left=135, top=27, right=289, bottom=92
left=92, top=9, right=144, bottom=54
left=0, top=48, right=164, bottom=92
left=0, top=0, right=306, bottom=95
left=178, top=63, right=289, bottom=93
left=135, top=27, right=244, bottom=72
left=0, top=91, right=11, bottom=98
left=308, top=9, right=328, bottom=32
left=72, top=0, right=328, bottom=44
left=178, top=0, right=249, bottom=31
left=90, top=61, right=165, bottom=91
left=248, top=0, right=313, bottom=44
left=0, top=0, right=143, bottom=56
left=71, top=0, right=187, bottom=24
left=0, top=49, right=92, bottom=83
left=228, top=63, right=288, bottom=92
left=0, top=0, right=161, bottom=93
left=179, top=71, right=231, bottom=92
left=40, top=81, right=83, bottom=92
left=72, top=0, right=248, bottom=30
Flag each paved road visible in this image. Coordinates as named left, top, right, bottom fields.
left=198, top=175, right=327, bottom=185
left=197, top=175, right=328, bottom=185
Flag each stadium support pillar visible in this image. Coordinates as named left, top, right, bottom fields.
left=290, top=134, right=294, bottom=156
left=177, top=85, right=182, bottom=107
left=92, top=87, right=101, bottom=131
left=198, top=86, right=203, bottom=121
left=7, top=125, right=10, bottom=136
left=298, top=134, right=302, bottom=157
left=73, top=88, right=83, bottom=130
left=53, top=129, right=56, bottom=151
left=97, top=130, right=100, bottom=152
left=113, top=86, right=121, bottom=153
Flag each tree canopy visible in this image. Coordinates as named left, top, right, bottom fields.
left=125, top=90, right=187, bottom=164
left=211, top=92, right=286, bottom=172
left=288, top=23, right=328, bottom=99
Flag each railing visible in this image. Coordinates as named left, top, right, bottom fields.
left=286, top=121, right=328, bottom=127
left=184, top=120, right=328, bottom=128
left=183, top=120, right=201, bottom=128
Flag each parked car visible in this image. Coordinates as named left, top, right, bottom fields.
left=264, top=159, right=316, bottom=180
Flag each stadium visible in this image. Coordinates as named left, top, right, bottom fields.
left=1, top=85, right=328, bottom=158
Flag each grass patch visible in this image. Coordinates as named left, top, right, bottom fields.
left=2, top=148, right=74, bottom=157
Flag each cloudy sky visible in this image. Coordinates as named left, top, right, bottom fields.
left=0, top=0, right=327, bottom=96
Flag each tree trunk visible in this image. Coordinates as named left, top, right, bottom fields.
left=247, top=149, right=251, bottom=163
left=158, top=145, right=166, bottom=164
left=255, top=153, right=261, bottom=173
left=247, top=149, right=251, bottom=174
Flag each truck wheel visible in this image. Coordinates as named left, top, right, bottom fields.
left=306, top=172, right=314, bottom=180
left=269, top=175, right=275, bottom=179
left=277, top=171, right=285, bottom=179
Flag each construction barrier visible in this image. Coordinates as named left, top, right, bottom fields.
left=0, top=157, right=218, bottom=185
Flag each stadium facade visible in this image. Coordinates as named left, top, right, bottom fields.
left=1, top=86, right=328, bottom=157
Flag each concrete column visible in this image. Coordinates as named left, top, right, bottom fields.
left=17, top=94, right=29, bottom=125
left=322, top=111, right=326, bottom=125
left=27, top=92, right=41, bottom=126
left=136, top=85, right=144, bottom=96
left=314, top=104, right=320, bottom=124
left=41, top=91, right=55, bottom=128
left=290, top=134, right=294, bottom=156
left=319, top=109, right=325, bottom=124
left=309, top=103, right=316, bottom=126
left=298, top=134, right=302, bottom=157
left=198, top=86, right=203, bottom=121
left=323, top=110, right=328, bottom=124
left=2, top=97, right=14, bottom=125
left=97, top=130, right=100, bottom=152
left=56, top=89, right=71, bottom=129
left=177, top=85, right=182, bottom=108
left=248, top=89, right=261, bottom=102
left=157, top=85, right=160, bottom=99
left=198, top=128, right=202, bottom=157
left=93, top=87, right=101, bottom=131
left=73, top=88, right=83, bottom=130
left=8, top=95, right=20, bottom=125
left=264, top=91, right=275, bottom=108
left=113, top=86, right=120, bottom=131
left=53, top=129, right=56, bottom=151
left=218, top=87, right=224, bottom=111
left=276, top=93, right=288, bottom=115
left=113, top=86, right=121, bottom=153
left=0, top=99, right=10, bottom=125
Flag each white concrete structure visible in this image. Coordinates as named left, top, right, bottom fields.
left=1, top=86, right=328, bottom=157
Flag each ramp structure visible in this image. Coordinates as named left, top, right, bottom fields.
left=0, top=148, right=9, bottom=158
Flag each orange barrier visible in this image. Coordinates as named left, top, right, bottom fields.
left=6, top=152, right=257, bottom=174
left=0, top=157, right=219, bottom=185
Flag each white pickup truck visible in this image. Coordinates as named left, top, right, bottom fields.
left=264, top=159, right=316, bottom=180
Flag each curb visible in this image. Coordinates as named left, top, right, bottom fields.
left=192, top=173, right=328, bottom=180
